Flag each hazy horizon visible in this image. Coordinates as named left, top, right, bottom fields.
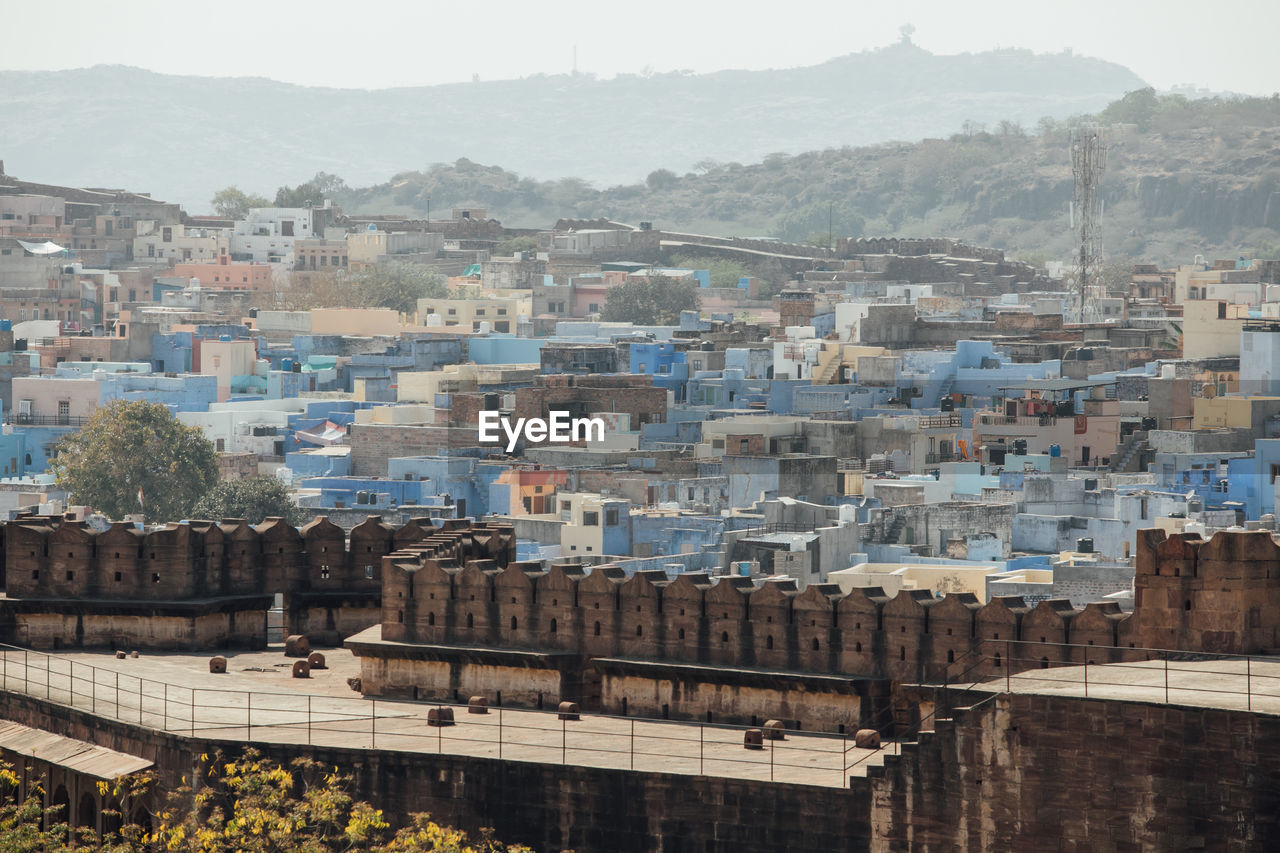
left=1, top=0, right=1277, bottom=96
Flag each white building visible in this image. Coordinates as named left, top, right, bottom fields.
left=231, top=207, right=322, bottom=265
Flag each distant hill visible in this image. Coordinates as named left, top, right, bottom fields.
left=0, top=41, right=1145, bottom=209
left=339, top=92, right=1280, bottom=267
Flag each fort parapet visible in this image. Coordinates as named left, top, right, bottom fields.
left=0, top=515, right=514, bottom=650
left=346, top=526, right=1280, bottom=729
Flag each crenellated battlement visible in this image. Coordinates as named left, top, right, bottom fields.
left=370, top=526, right=1280, bottom=682
left=0, top=515, right=514, bottom=603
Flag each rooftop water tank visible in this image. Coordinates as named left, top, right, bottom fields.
left=1049, top=444, right=1061, bottom=457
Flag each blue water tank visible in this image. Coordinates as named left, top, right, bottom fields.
left=219, top=334, right=232, bottom=342
left=737, top=561, right=751, bottom=576
left=0, top=320, right=10, bottom=331
left=1049, top=444, right=1061, bottom=457
left=281, top=358, right=293, bottom=372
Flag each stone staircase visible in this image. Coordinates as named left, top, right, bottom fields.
left=1110, top=430, right=1150, bottom=473
left=884, top=512, right=907, bottom=544
left=813, top=353, right=841, bottom=385
left=936, top=375, right=955, bottom=405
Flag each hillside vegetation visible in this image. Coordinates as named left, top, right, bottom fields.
left=336, top=91, right=1280, bottom=265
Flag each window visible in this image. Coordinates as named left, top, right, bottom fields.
left=583, top=511, right=599, bottom=526
left=281, top=221, right=295, bottom=237
left=605, top=508, right=618, bottom=526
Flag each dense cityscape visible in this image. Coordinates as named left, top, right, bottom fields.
left=0, top=6, right=1278, bottom=850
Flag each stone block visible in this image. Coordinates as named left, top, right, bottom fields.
left=428, top=706, right=455, bottom=727
left=468, top=696, right=489, bottom=714
left=307, top=652, right=326, bottom=669
left=763, top=719, right=786, bottom=740
left=744, top=729, right=764, bottom=750
left=855, top=729, right=881, bottom=749
left=292, top=660, right=310, bottom=678
left=558, top=701, right=580, bottom=721
left=209, top=656, right=227, bottom=674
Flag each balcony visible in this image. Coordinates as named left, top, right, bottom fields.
left=976, top=413, right=1058, bottom=427
left=8, top=413, right=90, bottom=427
left=918, top=414, right=961, bottom=429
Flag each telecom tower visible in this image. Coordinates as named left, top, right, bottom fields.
left=1069, top=127, right=1107, bottom=323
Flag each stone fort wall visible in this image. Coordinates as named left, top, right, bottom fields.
left=375, top=527, right=1280, bottom=685
left=0, top=516, right=513, bottom=602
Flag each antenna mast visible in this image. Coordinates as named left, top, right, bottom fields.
left=1070, top=127, right=1106, bottom=323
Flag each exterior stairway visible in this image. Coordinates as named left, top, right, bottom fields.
left=1110, top=430, right=1150, bottom=473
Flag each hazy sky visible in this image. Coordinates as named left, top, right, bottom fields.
left=2, top=0, right=1277, bottom=95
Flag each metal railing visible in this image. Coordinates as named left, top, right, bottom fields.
left=988, top=638, right=1280, bottom=711
left=7, top=413, right=90, bottom=426
left=0, top=644, right=878, bottom=788
left=975, top=413, right=1057, bottom=427
left=917, top=414, right=961, bottom=429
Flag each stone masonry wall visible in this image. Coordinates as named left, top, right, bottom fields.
left=869, top=691, right=1280, bottom=852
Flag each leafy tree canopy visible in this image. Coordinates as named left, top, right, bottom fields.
left=210, top=186, right=270, bottom=219
left=600, top=273, right=700, bottom=325
left=192, top=476, right=307, bottom=526
left=0, top=751, right=530, bottom=851
left=351, top=262, right=448, bottom=315
left=255, top=262, right=447, bottom=314
left=49, top=400, right=218, bottom=523
left=274, top=172, right=349, bottom=208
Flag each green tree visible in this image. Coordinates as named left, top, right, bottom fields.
left=352, top=262, right=448, bottom=315
left=0, top=753, right=529, bottom=852
left=645, top=168, right=678, bottom=190
left=153, top=751, right=532, bottom=851
left=1098, top=87, right=1159, bottom=131
left=274, top=172, right=349, bottom=208
left=49, top=400, right=218, bottom=523
left=192, top=476, right=307, bottom=526
left=210, top=186, right=270, bottom=219
left=601, top=273, right=700, bottom=325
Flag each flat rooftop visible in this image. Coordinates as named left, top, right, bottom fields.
left=0, top=646, right=880, bottom=789
left=970, top=656, right=1280, bottom=715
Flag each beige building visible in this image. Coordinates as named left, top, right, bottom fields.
left=1182, top=300, right=1247, bottom=360
left=553, top=492, right=626, bottom=557
left=396, top=363, right=539, bottom=404
left=132, top=222, right=227, bottom=266
left=200, top=339, right=258, bottom=402
left=347, top=230, right=442, bottom=266
left=11, top=376, right=99, bottom=422
left=696, top=416, right=807, bottom=459
left=418, top=296, right=529, bottom=334
left=310, top=308, right=401, bottom=336
left=828, top=562, right=1003, bottom=602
